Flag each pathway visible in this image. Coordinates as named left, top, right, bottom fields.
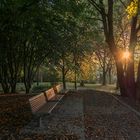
left=20, top=90, right=140, bottom=140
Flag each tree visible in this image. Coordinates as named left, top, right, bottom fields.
left=0, top=0, right=57, bottom=93
left=88, top=0, right=140, bottom=100
left=47, top=0, right=93, bottom=90
left=0, top=0, right=26, bottom=93
left=94, top=44, right=113, bottom=85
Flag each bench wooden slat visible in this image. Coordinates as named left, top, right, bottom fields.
left=29, top=93, right=46, bottom=113
left=55, top=85, right=63, bottom=93
left=45, top=88, right=56, bottom=101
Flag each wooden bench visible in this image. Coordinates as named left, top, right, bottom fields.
left=29, top=93, right=47, bottom=113
left=44, top=88, right=64, bottom=101
left=55, top=84, right=63, bottom=93
left=29, top=85, right=65, bottom=114
left=55, top=84, right=69, bottom=94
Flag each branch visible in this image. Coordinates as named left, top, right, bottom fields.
left=136, top=23, right=140, bottom=33
left=88, top=0, right=102, bottom=14
left=86, top=17, right=103, bottom=22
left=119, top=0, right=127, bottom=8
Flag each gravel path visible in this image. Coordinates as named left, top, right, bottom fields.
left=20, top=90, right=140, bottom=140
left=82, top=90, right=140, bottom=140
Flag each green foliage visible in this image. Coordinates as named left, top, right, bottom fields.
left=0, top=0, right=97, bottom=93
left=32, top=84, right=49, bottom=93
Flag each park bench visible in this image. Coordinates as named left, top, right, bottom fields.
left=55, top=84, right=63, bottom=93
left=29, top=92, right=47, bottom=113
left=29, top=85, right=66, bottom=114
left=55, top=84, right=69, bottom=94
left=44, top=88, right=64, bottom=101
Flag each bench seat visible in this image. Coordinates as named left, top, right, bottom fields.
left=48, top=94, right=64, bottom=102
left=37, top=100, right=61, bottom=114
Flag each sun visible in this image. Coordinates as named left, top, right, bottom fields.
left=123, top=51, right=130, bottom=60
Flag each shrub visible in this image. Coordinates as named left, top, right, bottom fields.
left=32, top=84, right=50, bottom=93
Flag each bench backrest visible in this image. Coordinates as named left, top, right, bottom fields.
left=45, top=88, right=55, bottom=100
left=55, top=84, right=63, bottom=93
left=29, top=93, right=46, bottom=113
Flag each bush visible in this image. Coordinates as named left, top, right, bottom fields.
left=32, top=84, right=50, bottom=93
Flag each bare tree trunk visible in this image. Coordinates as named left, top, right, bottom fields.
left=125, top=14, right=138, bottom=100
left=62, top=65, right=66, bottom=90
left=37, top=68, right=39, bottom=86
left=102, top=50, right=107, bottom=85
left=61, top=54, right=67, bottom=90
left=74, top=69, right=77, bottom=90
left=136, top=61, right=140, bottom=102
left=1, top=82, right=10, bottom=93
left=115, top=58, right=127, bottom=97
left=116, top=79, right=119, bottom=89
left=25, top=81, right=31, bottom=94
left=102, top=67, right=106, bottom=85
left=10, top=81, right=17, bottom=93
left=108, top=68, right=112, bottom=84
left=23, top=65, right=33, bottom=94
left=0, top=66, right=10, bottom=94
left=126, top=59, right=136, bottom=99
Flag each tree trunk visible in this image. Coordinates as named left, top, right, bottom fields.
left=136, top=61, right=140, bottom=101
left=24, top=80, right=31, bottom=94
left=108, top=68, right=112, bottom=84
left=25, top=84, right=31, bottom=94
left=114, top=49, right=136, bottom=99
left=125, top=14, right=138, bottom=100
left=102, top=67, right=106, bottom=85
left=116, top=79, right=119, bottom=89
left=36, top=68, right=39, bottom=86
left=74, top=69, right=77, bottom=90
left=0, top=66, right=10, bottom=93
left=102, top=47, right=107, bottom=85
left=9, top=75, right=17, bottom=93
left=126, top=58, right=136, bottom=99
left=24, top=70, right=32, bottom=94
left=115, top=59, right=127, bottom=97
left=10, top=82, right=17, bottom=93
left=1, top=82, right=10, bottom=93
left=62, top=64, right=66, bottom=90
left=62, top=72, right=66, bottom=90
